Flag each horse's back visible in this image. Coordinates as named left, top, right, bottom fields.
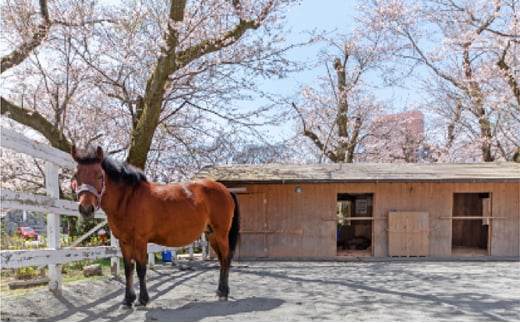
left=192, top=178, right=232, bottom=199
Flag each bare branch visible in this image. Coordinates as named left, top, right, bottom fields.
left=1, top=0, right=51, bottom=73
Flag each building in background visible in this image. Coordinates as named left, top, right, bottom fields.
left=196, top=162, right=520, bottom=259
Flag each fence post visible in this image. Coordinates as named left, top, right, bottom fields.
left=201, top=234, right=208, bottom=259
left=148, top=251, right=155, bottom=267
left=111, top=236, right=120, bottom=276
left=45, top=162, right=61, bottom=295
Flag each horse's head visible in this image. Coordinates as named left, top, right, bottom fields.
left=71, top=145, right=106, bottom=221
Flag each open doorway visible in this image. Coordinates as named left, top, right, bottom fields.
left=452, top=193, right=491, bottom=256
left=337, top=193, right=373, bottom=257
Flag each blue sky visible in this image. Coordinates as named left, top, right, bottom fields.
left=259, top=0, right=359, bottom=98
left=258, top=1, right=421, bottom=109
left=248, top=0, right=422, bottom=140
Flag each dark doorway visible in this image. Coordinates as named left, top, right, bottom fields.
left=337, top=193, right=373, bottom=257
left=452, top=193, right=490, bottom=256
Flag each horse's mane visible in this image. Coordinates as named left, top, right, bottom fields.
left=101, top=157, right=148, bottom=187
left=74, top=147, right=147, bottom=187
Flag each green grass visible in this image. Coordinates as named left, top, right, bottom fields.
left=0, top=257, right=124, bottom=296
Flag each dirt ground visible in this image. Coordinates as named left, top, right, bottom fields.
left=1, top=259, right=519, bottom=322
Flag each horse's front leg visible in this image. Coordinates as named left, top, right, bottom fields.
left=135, top=259, right=149, bottom=308
left=134, top=241, right=149, bottom=308
left=122, top=256, right=136, bottom=309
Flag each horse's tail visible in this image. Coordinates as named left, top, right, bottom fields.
left=228, top=191, right=240, bottom=258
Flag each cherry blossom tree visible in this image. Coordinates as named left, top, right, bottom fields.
left=1, top=0, right=305, bottom=182
left=291, top=34, right=390, bottom=163
left=358, top=0, right=520, bottom=162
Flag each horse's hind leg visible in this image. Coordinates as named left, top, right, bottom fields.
left=207, top=233, right=231, bottom=301
left=217, top=254, right=231, bottom=301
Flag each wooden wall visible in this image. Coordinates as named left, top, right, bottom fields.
left=230, top=181, right=519, bottom=259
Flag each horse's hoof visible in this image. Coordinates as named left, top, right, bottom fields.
left=134, top=300, right=148, bottom=310
left=216, top=293, right=228, bottom=301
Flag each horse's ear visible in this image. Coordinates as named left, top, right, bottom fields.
left=96, top=146, right=104, bottom=162
left=71, top=145, right=78, bottom=161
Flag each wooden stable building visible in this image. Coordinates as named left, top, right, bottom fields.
left=195, top=163, right=520, bottom=259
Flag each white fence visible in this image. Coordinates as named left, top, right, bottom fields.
left=0, top=127, right=206, bottom=295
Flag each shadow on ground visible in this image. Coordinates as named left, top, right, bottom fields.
left=145, top=297, right=284, bottom=322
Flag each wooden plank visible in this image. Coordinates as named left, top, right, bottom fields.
left=482, top=198, right=491, bottom=225
left=1, top=189, right=106, bottom=219
left=45, top=162, right=61, bottom=294
left=408, top=212, right=429, bottom=256
left=388, top=212, right=408, bottom=256
left=490, top=183, right=520, bottom=256
left=237, top=193, right=267, bottom=258
left=69, top=220, right=108, bottom=248
left=1, top=126, right=75, bottom=168
left=241, top=229, right=304, bottom=235
left=439, top=216, right=505, bottom=220
left=8, top=278, right=50, bottom=290
left=0, top=243, right=187, bottom=269
left=0, top=247, right=121, bottom=269
left=338, top=217, right=387, bottom=221
left=388, top=212, right=429, bottom=257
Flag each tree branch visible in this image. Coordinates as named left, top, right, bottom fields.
left=176, top=15, right=268, bottom=68
left=1, top=97, right=71, bottom=152
left=497, top=41, right=520, bottom=106
left=291, top=102, right=338, bottom=162
left=1, top=0, right=51, bottom=73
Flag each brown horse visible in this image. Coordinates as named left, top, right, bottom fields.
left=70, top=145, right=240, bottom=308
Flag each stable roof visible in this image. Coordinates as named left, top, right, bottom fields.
left=195, top=162, right=520, bottom=184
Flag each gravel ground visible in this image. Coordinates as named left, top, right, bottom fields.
left=1, top=259, right=519, bottom=322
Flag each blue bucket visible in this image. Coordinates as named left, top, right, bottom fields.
left=161, top=251, right=172, bottom=262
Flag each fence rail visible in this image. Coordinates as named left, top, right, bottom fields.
left=1, top=188, right=103, bottom=218
left=0, top=127, right=205, bottom=295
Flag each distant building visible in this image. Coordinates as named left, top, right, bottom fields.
left=1, top=210, right=45, bottom=235
left=365, top=110, right=425, bottom=162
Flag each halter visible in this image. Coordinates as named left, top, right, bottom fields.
left=73, top=169, right=106, bottom=210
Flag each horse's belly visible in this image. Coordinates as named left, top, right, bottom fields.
left=151, top=226, right=205, bottom=247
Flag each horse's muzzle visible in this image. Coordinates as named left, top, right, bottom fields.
left=78, top=204, right=95, bottom=220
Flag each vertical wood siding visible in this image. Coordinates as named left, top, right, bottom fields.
left=229, top=181, right=519, bottom=259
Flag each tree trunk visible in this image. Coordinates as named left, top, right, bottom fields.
left=125, top=0, right=185, bottom=169
left=126, top=0, right=271, bottom=169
